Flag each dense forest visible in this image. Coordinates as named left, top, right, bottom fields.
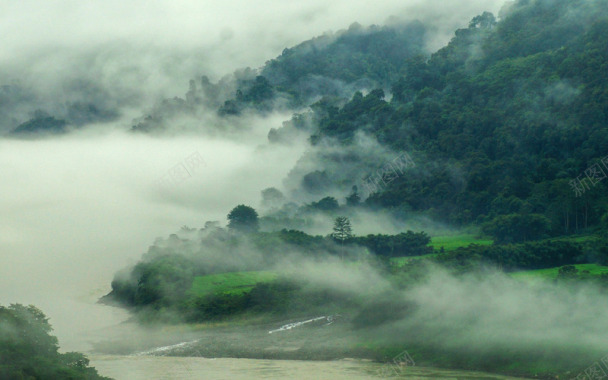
left=122, top=0, right=608, bottom=240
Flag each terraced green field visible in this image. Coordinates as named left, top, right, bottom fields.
left=390, top=234, right=493, bottom=266
left=189, top=271, right=277, bottom=297
left=510, top=264, right=608, bottom=283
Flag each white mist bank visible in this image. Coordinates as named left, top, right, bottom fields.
left=0, top=0, right=506, bottom=135
left=0, top=129, right=305, bottom=351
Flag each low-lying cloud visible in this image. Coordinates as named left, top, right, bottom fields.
left=0, top=0, right=505, bottom=133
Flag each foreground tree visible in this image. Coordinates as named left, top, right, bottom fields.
left=0, top=304, right=111, bottom=379
left=227, top=205, right=260, bottom=233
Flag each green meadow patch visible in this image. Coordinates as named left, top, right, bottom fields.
left=390, top=234, right=493, bottom=266
left=510, top=264, right=608, bottom=283
left=189, top=271, right=277, bottom=297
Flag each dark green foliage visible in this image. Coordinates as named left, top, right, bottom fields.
left=132, top=254, right=195, bottom=306
left=0, top=304, right=111, bottom=380
left=105, top=227, right=339, bottom=313
left=557, top=264, right=579, bottom=280
left=104, top=223, right=433, bottom=321
left=239, top=76, right=274, bottom=104
left=310, top=89, right=392, bottom=143
left=250, top=229, right=335, bottom=257
left=244, top=280, right=300, bottom=313
left=218, top=76, right=275, bottom=115
left=185, top=277, right=356, bottom=321
left=12, top=115, right=68, bottom=135
left=482, top=213, right=551, bottom=244
left=353, top=231, right=432, bottom=257
left=107, top=254, right=194, bottom=309
left=304, top=196, right=339, bottom=212
left=595, top=239, right=608, bottom=265
left=205, top=21, right=427, bottom=117
left=345, top=186, right=361, bottom=206
left=295, top=0, right=608, bottom=235
left=433, top=240, right=585, bottom=272
left=227, top=205, right=260, bottom=233
left=262, top=21, right=427, bottom=102
left=483, top=0, right=608, bottom=64
left=187, top=292, right=249, bottom=320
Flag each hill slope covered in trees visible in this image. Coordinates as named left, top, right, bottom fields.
left=128, top=0, right=608, bottom=241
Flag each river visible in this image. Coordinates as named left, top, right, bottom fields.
left=89, top=355, right=529, bottom=380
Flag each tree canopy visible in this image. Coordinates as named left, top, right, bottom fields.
left=0, top=304, right=111, bottom=379
left=227, top=204, right=260, bottom=233
left=331, top=216, right=353, bottom=243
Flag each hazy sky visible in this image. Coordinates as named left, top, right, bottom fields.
left=1, top=1, right=506, bottom=56
left=0, top=0, right=506, bottom=101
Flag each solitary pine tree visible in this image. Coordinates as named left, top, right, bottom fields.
left=332, top=216, right=353, bottom=260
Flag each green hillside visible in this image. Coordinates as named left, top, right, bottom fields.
left=189, top=271, right=277, bottom=297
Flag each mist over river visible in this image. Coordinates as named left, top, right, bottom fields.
left=89, top=355, right=529, bottom=380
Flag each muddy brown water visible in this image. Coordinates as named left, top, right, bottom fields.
left=90, top=355, right=531, bottom=380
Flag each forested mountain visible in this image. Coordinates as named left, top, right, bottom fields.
left=259, top=20, right=427, bottom=104
left=9, top=0, right=608, bottom=239
left=278, top=0, right=608, bottom=238
left=328, top=0, right=608, bottom=236
left=128, top=0, right=608, bottom=240
left=130, top=20, right=428, bottom=131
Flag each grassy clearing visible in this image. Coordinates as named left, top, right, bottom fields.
left=510, top=264, right=608, bottom=283
left=189, top=271, right=277, bottom=297
left=425, top=232, right=592, bottom=252
left=389, top=234, right=492, bottom=266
